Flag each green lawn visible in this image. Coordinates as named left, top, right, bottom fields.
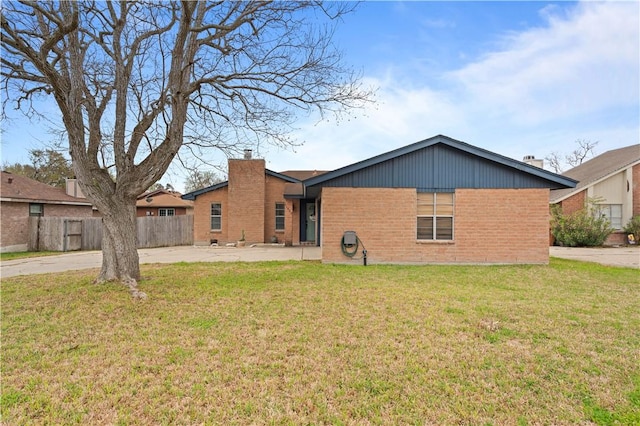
left=2, top=259, right=639, bottom=425
left=0, top=251, right=60, bottom=261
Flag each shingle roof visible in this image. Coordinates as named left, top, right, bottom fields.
left=136, top=190, right=193, bottom=209
left=549, top=144, right=640, bottom=203
left=0, top=171, right=92, bottom=205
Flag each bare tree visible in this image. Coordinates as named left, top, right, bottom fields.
left=565, top=139, right=599, bottom=168
left=146, top=182, right=165, bottom=192
left=545, top=139, right=599, bottom=173
left=1, top=1, right=371, bottom=296
left=184, top=169, right=222, bottom=193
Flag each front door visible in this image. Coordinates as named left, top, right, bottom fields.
left=305, top=203, right=316, bottom=242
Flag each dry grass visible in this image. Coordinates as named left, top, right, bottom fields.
left=2, top=259, right=639, bottom=425
left=0, top=251, right=60, bottom=261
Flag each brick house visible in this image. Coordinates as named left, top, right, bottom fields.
left=1, top=171, right=94, bottom=252
left=183, top=135, right=576, bottom=264
left=550, top=144, right=640, bottom=245
left=136, top=189, right=193, bottom=217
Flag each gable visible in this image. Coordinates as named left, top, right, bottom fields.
left=550, top=144, right=640, bottom=203
left=304, top=135, right=575, bottom=197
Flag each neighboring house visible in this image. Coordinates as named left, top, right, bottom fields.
left=1, top=171, right=94, bottom=252
left=136, top=189, right=193, bottom=217
left=549, top=144, right=640, bottom=245
left=183, top=135, right=575, bottom=264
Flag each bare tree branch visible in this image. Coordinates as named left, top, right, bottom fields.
left=545, top=139, right=599, bottom=173
left=1, top=1, right=373, bottom=285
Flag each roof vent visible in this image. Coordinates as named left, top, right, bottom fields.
left=243, top=149, right=252, bottom=159
left=8, top=177, right=13, bottom=184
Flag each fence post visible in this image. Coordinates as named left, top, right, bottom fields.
left=63, top=219, right=68, bottom=252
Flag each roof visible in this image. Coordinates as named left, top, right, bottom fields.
left=181, top=169, right=301, bottom=201
left=0, top=171, right=92, bottom=206
left=183, top=135, right=577, bottom=201
left=137, top=190, right=193, bottom=209
left=550, top=144, right=640, bottom=203
left=303, top=134, right=576, bottom=190
left=279, top=170, right=329, bottom=181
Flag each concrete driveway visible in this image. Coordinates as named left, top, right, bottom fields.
left=2, top=245, right=638, bottom=279
left=550, top=246, right=639, bottom=269
left=1, top=245, right=322, bottom=279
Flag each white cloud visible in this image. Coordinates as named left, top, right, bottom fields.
left=264, top=1, right=639, bottom=174
left=448, top=1, right=639, bottom=125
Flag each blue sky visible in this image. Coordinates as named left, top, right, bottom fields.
left=1, top=1, right=639, bottom=191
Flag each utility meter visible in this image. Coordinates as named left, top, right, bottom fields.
left=343, top=231, right=357, bottom=246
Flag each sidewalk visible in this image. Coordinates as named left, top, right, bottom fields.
left=1, top=245, right=322, bottom=279
left=549, top=246, right=639, bottom=269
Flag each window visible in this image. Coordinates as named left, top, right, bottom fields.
left=159, top=208, right=175, bottom=217
left=29, top=203, right=44, bottom=217
left=417, top=192, right=454, bottom=240
left=595, top=204, right=622, bottom=229
left=210, top=203, right=222, bottom=230
left=275, top=202, right=285, bottom=231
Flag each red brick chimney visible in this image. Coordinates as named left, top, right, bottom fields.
left=227, top=155, right=265, bottom=244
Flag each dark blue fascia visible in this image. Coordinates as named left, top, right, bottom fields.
left=265, top=170, right=301, bottom=183
left=181, top=169, right=301, bottom=201
left=181, top=181, right=229, bottom=201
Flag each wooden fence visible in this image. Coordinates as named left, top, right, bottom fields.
left=28, top=215, right=194, bottom=251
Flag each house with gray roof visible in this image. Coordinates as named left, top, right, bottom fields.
left=550, top=144, right=640, bottom=245
left=184, top=135, right=575, bottom=264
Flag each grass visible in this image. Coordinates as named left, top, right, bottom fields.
left=0, top=251, right=60, bottom=261
left=2, top=259, right=639, bottom=425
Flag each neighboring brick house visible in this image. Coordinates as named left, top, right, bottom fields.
left=1, top=171, right=94, bottom=252
left=184, top=135, right=575, bottom=264
left=136, top=189, right=193, bottom=217
left=550, top=144, right=640, bottom=245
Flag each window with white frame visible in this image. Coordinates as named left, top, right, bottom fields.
left=417, top=192, right=454, bottom=240
left=29, top=203, right=44, bottom=217
left=275, top=202, right=285, bottom=231
left=159, top=208, right=175, bottom=217
left=210, top=203, right=222, bottom=231
left=594, top=204, right=622, bottom=229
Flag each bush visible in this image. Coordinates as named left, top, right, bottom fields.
left=623, top=215, right=640, bottom=241
left=551, top=205, right=613, bottom=247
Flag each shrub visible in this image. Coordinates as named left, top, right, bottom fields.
left=623, top=215, right=640, bottom=241
left=551, top=204, right=613, bottom=247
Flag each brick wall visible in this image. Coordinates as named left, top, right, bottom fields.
left=1, top=201, right=93, bottom=251
left=1, top=202, right=29, bottom=250
left=192, top=186, right=228, bottom=245
left=558, top=190, right=586, bottom=215
left=321, top=187, right=550, bottom=264
left=191, top=163, right=301, bottom=246
left=263, top=176, right=300, bottom=245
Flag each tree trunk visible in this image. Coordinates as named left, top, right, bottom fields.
left=97, top=197, right=146, bottom=299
